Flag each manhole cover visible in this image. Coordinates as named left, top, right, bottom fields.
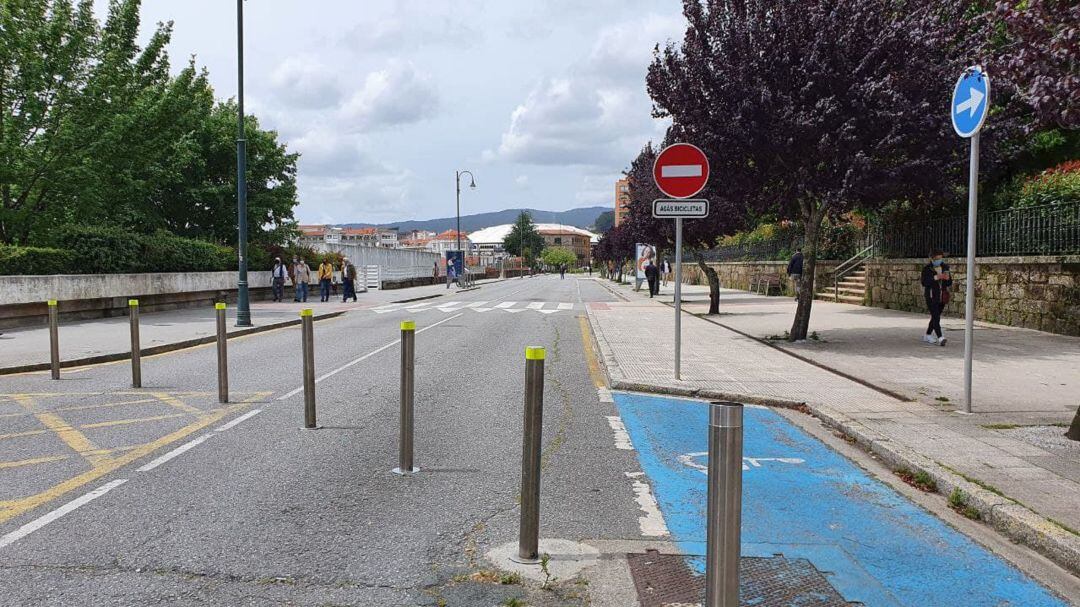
left=627, top=550, right=851, bottom=607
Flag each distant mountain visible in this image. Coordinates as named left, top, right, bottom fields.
left=341, top=206, right=610, bottom=233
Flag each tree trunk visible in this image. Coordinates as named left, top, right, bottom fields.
left=789, top=205, right=828, bottom=341
left=696, top=255, right=721, bottom=315
left=1067, top=406, right=1080, bottom=442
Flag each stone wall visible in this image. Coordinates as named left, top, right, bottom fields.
left=865, top=256, right=1080, bottom=336
left=683, top=260, right=840, bottom=293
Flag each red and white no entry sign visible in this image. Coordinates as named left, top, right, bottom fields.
left=653, top=143, right=709, bottom=199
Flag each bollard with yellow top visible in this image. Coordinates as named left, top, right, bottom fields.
left=129, top=299, right=142, bottom=388
left=215, top=302, right=229, bottom=403
left=514, top=346, right=546, bottom=563
left=300, top=309, right=318, bottom=428
left=393, top=320, right=419, bottom=475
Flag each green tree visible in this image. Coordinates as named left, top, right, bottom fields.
left=0, top=0, right=299, bottom=249
left=593, top=210, right=615, bottom=233
left=541, top=247, right=577, bottom=268
left=503, top=211, right=545, bottom=263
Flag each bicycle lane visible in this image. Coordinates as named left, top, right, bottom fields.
left=612, top=392, right=1067, bottom=607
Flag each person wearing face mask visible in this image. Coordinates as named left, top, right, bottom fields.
left=920, top=249, right=952, bottom=346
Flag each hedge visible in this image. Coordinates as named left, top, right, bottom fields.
left=0, top=245, right=78, bottom=275
left=0, top=226, right=238, bottom=276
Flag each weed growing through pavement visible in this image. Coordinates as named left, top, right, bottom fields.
left=501, top=598, right=526, bottom=607
left=981, top=423, right=1020, bottom=430
left=948, top=488, right=981, bottom=520
left=539, top=553, right=557, bottom=590
left=935, top=396, right=950, bottom=403
left=895, top=468, right=937, bottom=492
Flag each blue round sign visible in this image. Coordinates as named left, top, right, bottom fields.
left=951, top=66, right=990, bottom=138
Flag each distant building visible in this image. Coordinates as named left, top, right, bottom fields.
left=376, top=227, right=399, bottom=248
left=614, top=178, right=630, bottom=227
left=296, top=225, right=380, bottom=248
left=427, top=230, right=472, bottom=255
left=469, top=223, right=598, bottom=265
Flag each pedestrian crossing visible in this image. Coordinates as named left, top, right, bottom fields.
left=369, top=300, right=576, bottom=315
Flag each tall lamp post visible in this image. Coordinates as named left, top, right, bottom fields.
left=234, top=0, right=252, bottom=327
left=455, top=170, right=477, bottom=268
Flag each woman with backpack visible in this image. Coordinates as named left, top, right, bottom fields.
left=920, top=249, right=952, bottom=346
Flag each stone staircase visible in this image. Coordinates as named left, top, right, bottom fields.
left=816, top=266, right=867, bottom=304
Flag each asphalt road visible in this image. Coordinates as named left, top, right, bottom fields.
left=0, top=276, right=642, bottom=606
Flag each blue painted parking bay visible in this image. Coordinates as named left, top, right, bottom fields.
left=613, top=393, right=1067, bottom=607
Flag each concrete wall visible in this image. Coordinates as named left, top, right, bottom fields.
left=683, top=260, right=840, bottom=293
left=314, top=243, right=440, bottom=269
left=866, top=256, right=1080, bottom=336
left=0, top=271, right=274, bottom=329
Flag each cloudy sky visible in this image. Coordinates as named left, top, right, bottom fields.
left=109, top=1, right=685, bottom=224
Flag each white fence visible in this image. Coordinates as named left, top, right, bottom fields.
left=315, top=243, right=440, bottom=272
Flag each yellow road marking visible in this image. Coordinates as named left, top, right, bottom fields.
left=0, top=455, right=70, bottom=470
left=78, top=413, right=188, bottom=430
left=149, top=392, right=204, bottom=416
left=0, top=429, right=49, bottom=441
left=0, top=393, right=267, bottom=524
left=57, top=398, right=159, bottom=413
left=9, top=396, right=107, bottom=466
left=578, top=315, right=607, bottom=389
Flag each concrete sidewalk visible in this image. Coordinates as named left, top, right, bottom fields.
left=0, top=279, right=494, bottom=373
left=585, top=277, right=1080, bottom=576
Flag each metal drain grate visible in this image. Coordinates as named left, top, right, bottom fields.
left=626, top=550, right=852, bottom=607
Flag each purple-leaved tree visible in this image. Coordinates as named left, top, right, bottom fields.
left=646, top=0, right=986, bottom=340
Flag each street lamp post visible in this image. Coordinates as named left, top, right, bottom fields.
left=234, top=0, right=251, bottom=327
left=455, top=170, right=476, bottom=269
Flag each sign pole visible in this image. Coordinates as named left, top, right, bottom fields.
left=963, top=132, right=979, bottom=414
left=674, top=217, right=683, bottom=380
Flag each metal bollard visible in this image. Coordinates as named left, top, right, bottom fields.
left=48, top=300, right=60, bottom=380
left=216, top=303, right=229, bottom=403
left=129, top=299, right=142, bottom=388
left=393, top=320, right=419, bottom=475
left=513, top=346, right=545, bottom=563
left=300, top=309, right=318, bottom=429
left=705, top=402, right=744, bottom=607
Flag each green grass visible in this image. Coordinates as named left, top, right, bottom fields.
left=981, top=423, right=1021, bottom=430
left=1049, top=518, right=1080, bottom=537
left=934, top=396, right=950, bottom=403
left=501, top=598, right=526, bottom=607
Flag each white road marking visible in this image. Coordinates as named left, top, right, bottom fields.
left=495, top=302, right=517, bottom=309
left=597, top=388, right=614, bottom=403
left=215, top=409, right=262, bottom=432
left=678, top=451, right=805, bottom=473
left=625, top=472, right=669, bottom=537
left=465, top=301, right=489, bottom=308
left=0, top=479, right=128, bottom=550
left=605, top=416, right=634, bottom=450
left=277, top=313, right=464, bottom=401
left=557, top=303, right=574, bottom=311
left=660, top=164, right=702, bottom=178
left=526, top=302, right=545, bottom=310
left=136, top=434, right=214, bottom=472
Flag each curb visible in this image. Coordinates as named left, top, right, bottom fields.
left=584, top=304, right=1080, bottom=577
left=0, top=310, right=347, bottom=376
left=391, top=294, right=444, bottom=304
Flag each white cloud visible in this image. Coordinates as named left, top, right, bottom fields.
left=340, top=1, right=482, bottom=52
left=488, top=13, right=683, bottom=169
left=339, top=61, right=438, bottom=130
left=515, top=175, right=530, bottom=188
left=269, top=57, right=343, bottom=109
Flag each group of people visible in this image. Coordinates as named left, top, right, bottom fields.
left=270, top=256, right=360, bottom=304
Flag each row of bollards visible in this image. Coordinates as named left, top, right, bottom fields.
left=43, top=299, right=742, bottom=601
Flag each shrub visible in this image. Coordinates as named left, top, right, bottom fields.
left=1016, top=161, right=1080, bottom=208
left=0, top=245, right=78, bottom=275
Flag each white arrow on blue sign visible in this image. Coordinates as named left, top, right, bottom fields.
left=951, top=66, right=990, bottom=138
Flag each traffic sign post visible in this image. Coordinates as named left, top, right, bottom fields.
left=653, top=144, right=710, bottom=381
left=951, top=66, right=989, bottom=414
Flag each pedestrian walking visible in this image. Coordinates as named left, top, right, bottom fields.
left=317, top=257, right=334, bottom=302
left=588, top=263, right=592, bottom=276
left=921, top=249, right=952, bottom=346
left=447, top=261, right=457, bottom=289
left=433, top=261, right=439, bottom=284
left=559, top=264, right=566, bottom=279
left=645, top=260, right=660, bottom=297
left=661, top=258, right=672, bottom=287
left=292, top=257, right=311, bottom=303
left=271, top=257, right=287, bottom=302
left=787, top=248, right=804, bottom=298
left=341, top=259, right=358, bottom=302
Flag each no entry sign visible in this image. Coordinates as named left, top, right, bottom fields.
left=653, top=143, right=709, bottom=199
